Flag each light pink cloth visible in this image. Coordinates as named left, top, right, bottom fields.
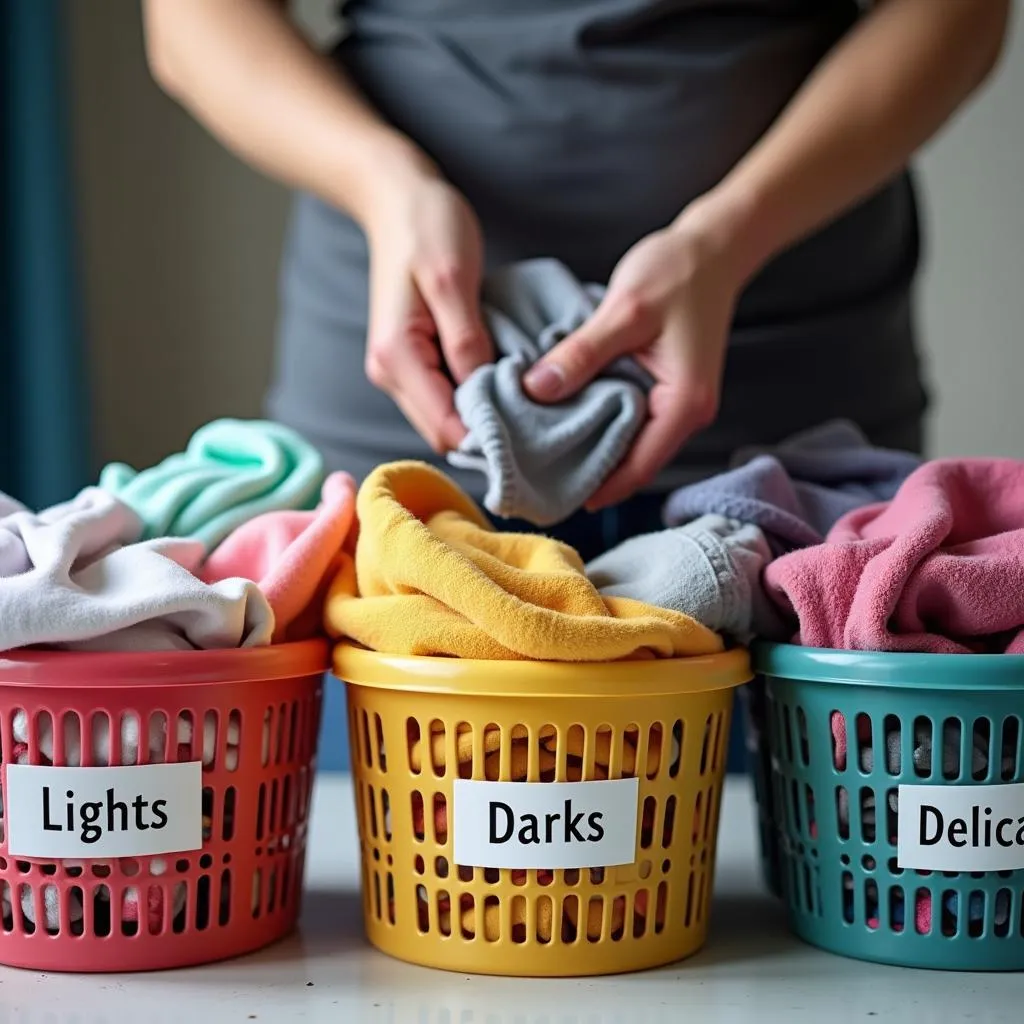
left=201, top=472, right=357, bottom=643
left=831, top=711, right=865, bottom=771
left=867, top=892, right=931, bottom=934
left=765, top=459, right=1024, bottom=654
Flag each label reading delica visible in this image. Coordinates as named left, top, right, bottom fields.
left=5, top=762, right=203, bottom=859
left=897, top=782, right=1024, bottom=872
left=452, top=778, right=639, bottom=869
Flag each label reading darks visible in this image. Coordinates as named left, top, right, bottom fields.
left=453, top=778, right=639, bottom=870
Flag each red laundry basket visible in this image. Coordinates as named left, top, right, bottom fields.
left=0, top=641, right=327, bottom=972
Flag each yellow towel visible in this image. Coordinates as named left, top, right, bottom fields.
left=324, top=461, right=723, bottom=661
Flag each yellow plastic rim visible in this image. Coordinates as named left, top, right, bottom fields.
left=333, top=643, right=751, bottom=698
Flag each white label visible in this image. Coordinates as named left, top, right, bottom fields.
left=452, top=778, right=639, bottom=869
left=897, top=783, right=1024, bottom=872
left=5, top=762, right=203, bottom=859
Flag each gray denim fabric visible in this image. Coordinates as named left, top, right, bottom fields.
left=585, top=513, right=784, bottom=642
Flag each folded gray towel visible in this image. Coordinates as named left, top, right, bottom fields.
left=448, top=259, right=650, bottom=526
left=586, top=514, right=782, bottom=642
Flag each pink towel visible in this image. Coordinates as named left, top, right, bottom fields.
left=831, top=711, right=872, bottom=772
left=867, top=892, right=931, bottom=933
left=765, top=459, right=1024, bottom=654
left=915, top=893, right=932, bottom=934
left=201, top=472, right=357, bottom=643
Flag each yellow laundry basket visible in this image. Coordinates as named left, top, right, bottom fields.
left=335, top=644, right=751, bottom=976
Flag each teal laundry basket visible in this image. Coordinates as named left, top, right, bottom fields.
left=753, top=643, right=1024, bottom=971
left=738, top=679, right=783, bottom=899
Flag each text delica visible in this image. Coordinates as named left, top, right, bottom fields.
left=919, top=804, right=1024, bottom=849
left=897, top=782, right=1024, bottom=872
left=453, top=778, right=639, bottom=870
left=5, top=762, right=203, bottom=859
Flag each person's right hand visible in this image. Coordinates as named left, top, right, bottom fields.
left=362, top=169, right=492, bottom=454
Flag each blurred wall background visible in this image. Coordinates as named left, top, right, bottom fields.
left=64, top=2, right=1023, bottom=768
left=2, top=0, right=90, bottom=509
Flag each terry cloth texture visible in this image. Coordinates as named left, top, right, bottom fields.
left=100, top=418, right=324, bottom=550
left=449, top=259, right=650, bottom=526
left=325, top=461, right=723, bottom=661
left=765, top=459, right=1024, bottom=653
left=201, top=471, right=356, bottom=642
left=664, top=420, right=920, bottom=554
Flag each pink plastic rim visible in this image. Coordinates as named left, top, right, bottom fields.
left=0, top=639, right=330, bottom=689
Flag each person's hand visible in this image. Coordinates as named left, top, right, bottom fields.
left=523, top=214, right=744, bottom=509
left=362, top=169, right=492, bottom=453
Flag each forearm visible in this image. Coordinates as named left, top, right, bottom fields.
left=683, top=0, right=1011, bottom=282
left=142, top=0, right=433, bottom=226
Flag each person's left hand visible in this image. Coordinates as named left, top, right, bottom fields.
left=523, top=214, right=744, bottom=510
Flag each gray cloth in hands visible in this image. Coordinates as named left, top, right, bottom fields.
left=448, top=259, right=650, bottom=527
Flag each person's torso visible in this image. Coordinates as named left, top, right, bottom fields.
left=337, top=0, right=914, bottom=307
left=268, top=0, right=926, bottom=493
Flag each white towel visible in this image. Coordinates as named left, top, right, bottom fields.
left=0, top=488, right=274, bottom=653
left=11, top=710, right=241, bottom=770
left=1, top=859, right=188, bottom=933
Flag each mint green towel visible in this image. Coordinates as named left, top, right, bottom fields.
left=100, top=419, right=324, bottom=550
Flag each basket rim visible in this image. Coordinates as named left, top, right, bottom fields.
left=753, top=641, right=1024, bottom=691
left=332, top=642, right=751, bottom=697
left=0, top=639, right=330, bottom=689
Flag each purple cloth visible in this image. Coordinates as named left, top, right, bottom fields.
left=663, top=421, right=920, bottom=554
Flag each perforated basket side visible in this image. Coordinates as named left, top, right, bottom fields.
left=345, top=683, right=736, bottom=977
left=0, top=668, right=324, bottom=973
left=764, top=674, right=1024, bottom=971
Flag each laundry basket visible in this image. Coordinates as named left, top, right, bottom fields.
left=754, top=642, right=1024, bottom=971
left=0, top=640, right=328, bottom=972
left=335, top=643, right=751, bottom=977
left=738, top=678, right=784, bottom=899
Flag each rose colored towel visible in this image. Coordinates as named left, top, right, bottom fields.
left=766, top=459, right=1024, bottom=653
left=202, top=472, right=357, bottom=642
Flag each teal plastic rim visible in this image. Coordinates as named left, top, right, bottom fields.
left=752, top=642, right=1024, bottom=691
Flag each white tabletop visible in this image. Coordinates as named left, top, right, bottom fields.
left=2, top=775, right=1021, bottom=1023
